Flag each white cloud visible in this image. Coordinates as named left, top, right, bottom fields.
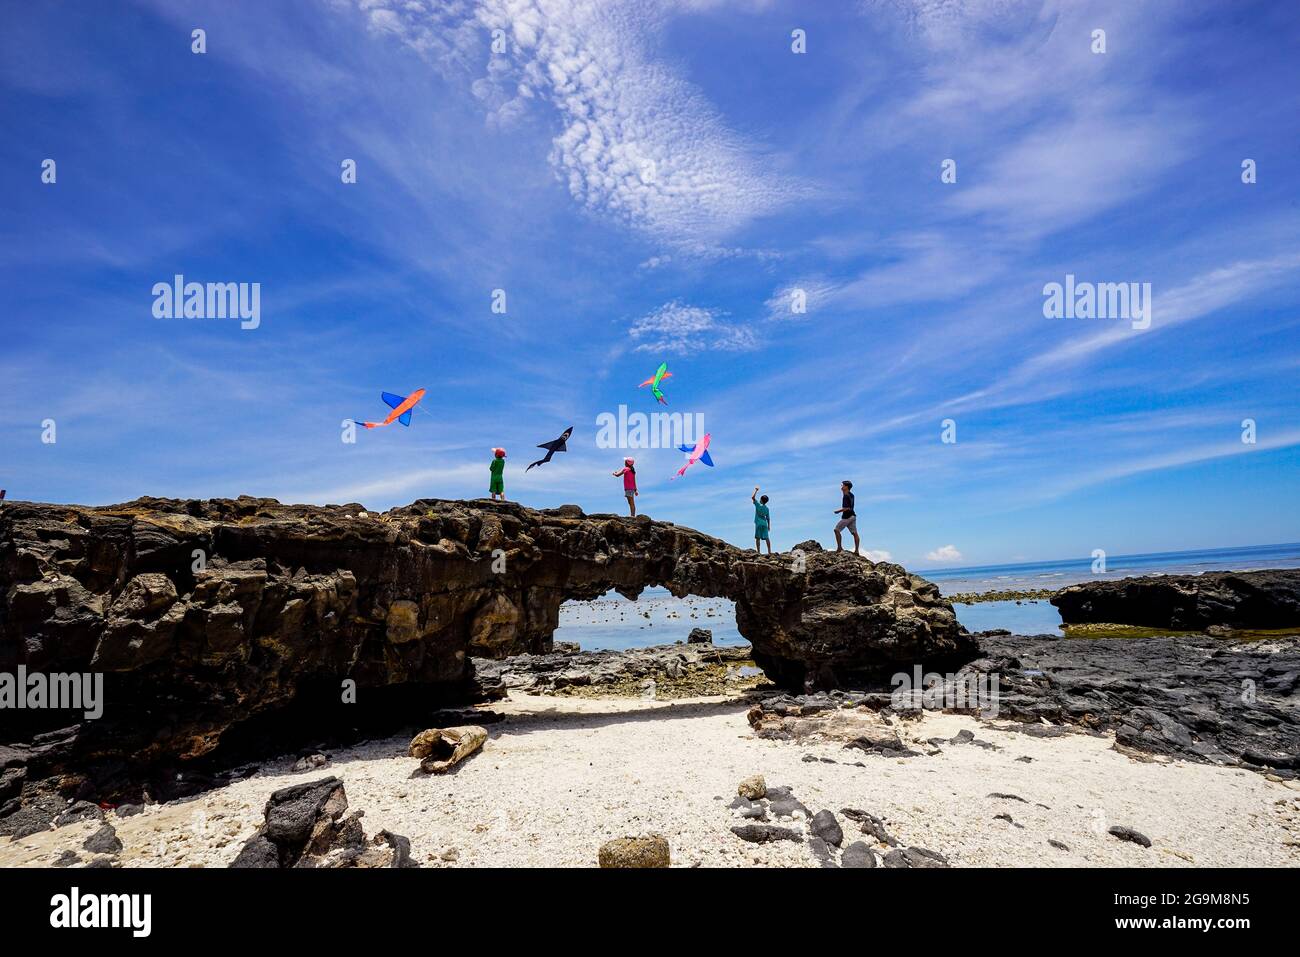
left=765, top=279, right=839, bottom=321
left=629, top=300, right=757, bottom=354
left=351, top=0, right=797, bottom=247
left=867, top=0, right=1061, bottom=52
left=862, top=548, right=893, bottom=562
left=925, top=544, right=963, bottom=562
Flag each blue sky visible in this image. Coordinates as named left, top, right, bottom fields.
left=2, top=0, right=1298, bottom=568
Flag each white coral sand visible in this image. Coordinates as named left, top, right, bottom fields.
left=3, top=693, right=1298, bottom=868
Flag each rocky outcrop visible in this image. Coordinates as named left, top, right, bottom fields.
left=229, top=776, right=417, bottom=868
left=739, top=631, right=1300, bottom=776
left=1051, top=570, right=1300, bottom=630
left=0, top=496, right=970, bottom=782
left=471, top=641, right=755, bottom=697
left=953, top=632, right=1299, bottom=774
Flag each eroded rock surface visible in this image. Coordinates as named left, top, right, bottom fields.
left=965, top=632, right=1300, bottom=774
left=738, top=631, right=1300, bottom=776
left=1052, top=570, right=1300, bottom=630
left=229, top=776, right=417, bottom=868
left=0, top=496, right=971, bottom=780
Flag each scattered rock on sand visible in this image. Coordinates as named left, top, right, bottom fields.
left=292, top=752, right=329, bottom=773
left=810, top=809, right=843, bottom=846
left=82, top=824, right=122, bottom=855
left=409, top=725, right=487, bottom=774
left=728, top=796, right=767, bottom=820
left=55, top=801, right=104, bottom=827
left=842, top=808, right=898, bottom=846
left=1108, top=825, right=1152, bottom=848
left=766, top=786, right=810, bottom=819
left=731, top=823, right=803, bottom=844
left=229, top=776, right=418, bottom=868
left=845, top=731, right=920, bottom=758
left=738, top=774, right=766, bottom=800
left=598, top=834, right=671, bottom=868
left=841, top=842, right=877, bottom=867
left=1048, top=839, right=1070, bottom=851
left=809, top=837, right=838, bottom=868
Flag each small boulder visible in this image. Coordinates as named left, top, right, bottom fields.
left=737, top=774, right=767, bottom=800
left=1108, top=825, right=1152, bottom=848
left=809, top=837, right=838, bottom=868
left=810, top=809, right=843, bottom=847
left=730, top=823, right=802, bottom=844
left=841, top=841, right=877, bottom=868
left=599, top=835, right=670, bottom=868
left=292, top=753, right=329, bottom=773
left=688, top=628, right=713, bottom=644
left=82, top=823, right=123, bottom=855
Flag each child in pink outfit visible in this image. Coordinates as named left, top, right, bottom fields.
left=612, top=458, right=638, bottom=517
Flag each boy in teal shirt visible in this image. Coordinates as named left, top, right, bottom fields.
left=751, top=486, right=772, bottom=554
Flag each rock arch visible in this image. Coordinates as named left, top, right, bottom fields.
left=1, top=497, right=974, bottom=772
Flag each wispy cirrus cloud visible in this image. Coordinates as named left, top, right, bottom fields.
left=629, top=300, right=756, bottom=354
left=764, top=279, right=839, bottom=321
left=351, top=0, right=798, bottom=247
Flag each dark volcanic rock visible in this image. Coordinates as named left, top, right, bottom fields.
left=54, top=800, right=103, bottom=827
left=730, top=823, right=803, bottom=844
left=1, top=496, right=970, bottom=783
left=765, top=785, right=810, bottom=820
left=82, top=823, right=122, bottom=855
left=841, top=841, right=877, bottom=867
left=1108, top=825, right=1152, bottom=848
left=1052, top=570, right=1300, bottom=630
left=474, top=641, right=751, bottom=696
left=808, top=836, right=838, bottom=867
left=229, top=776, right=417, bottom=868
left=810, top=809, right=844, bottom=846
left=966, top=632, right=1300, bottom=774
left=687, top=628, right=713, bottom=644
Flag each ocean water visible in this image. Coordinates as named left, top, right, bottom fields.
left=953, top=600, right=1064, bottom=636
left=925, top=542, right=1300, bottom=634
left=554, top=544, right=1300, bottom=646
left=916, top=542, right=1300, bottom=595
left=554, top=588, right=745, bottom=652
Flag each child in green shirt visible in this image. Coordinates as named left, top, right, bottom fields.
left=489, top=448, right=506, bottom=500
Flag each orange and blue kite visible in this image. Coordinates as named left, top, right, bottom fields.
left=354, top=389, right=426, bottom=429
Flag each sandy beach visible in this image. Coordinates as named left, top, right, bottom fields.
left=5, top=689, right=1298, bottom=869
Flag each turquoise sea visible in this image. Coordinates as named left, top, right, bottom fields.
left=923, top=543, right=1300, bottom=635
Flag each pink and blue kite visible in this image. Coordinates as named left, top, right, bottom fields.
left=672, top=433, right=714, bottom=479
